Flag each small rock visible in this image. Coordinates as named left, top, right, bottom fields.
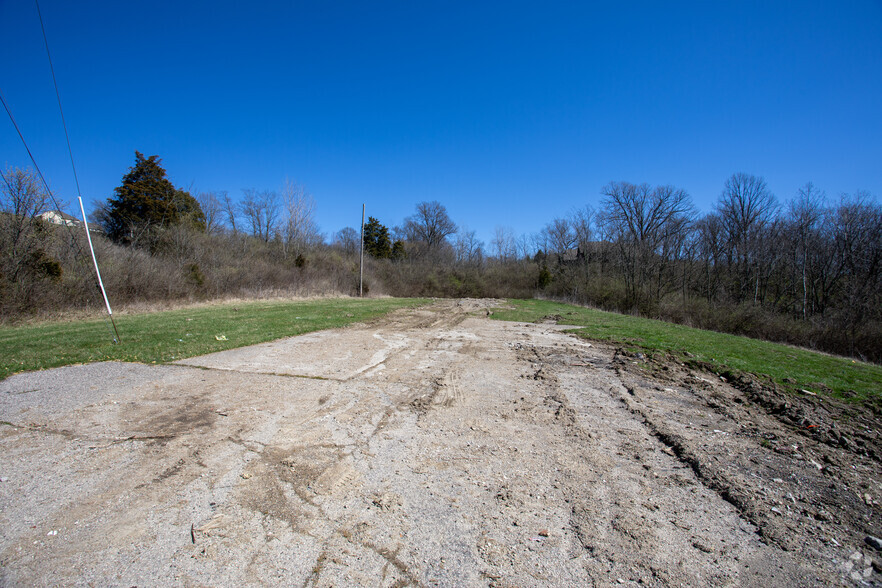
left=538, top=529, right=549, bottom=537
left=865, top=535, right=882, bottom=551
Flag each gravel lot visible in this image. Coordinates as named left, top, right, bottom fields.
left=1, top=299, right=879, bottom=586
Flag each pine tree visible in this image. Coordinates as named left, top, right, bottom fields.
left=100, top=151, right=205, bottom=245
left=391, top=240, right=406, bottom=260
left=363, top=216, right=392, bottom=258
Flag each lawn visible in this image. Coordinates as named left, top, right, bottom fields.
left=492, top=298, right=882, bottom=406
left=0, top=297, right=428, bottom=380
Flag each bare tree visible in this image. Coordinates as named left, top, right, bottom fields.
left=281, top=179, right=321, bottom=258
left=0, top=166, right=59, bottom=310
left=531, top=230, right=550, bottom=261
left=831, top=192, right=882, bottom=356
left=402, top=201, right=457, bottom=251
left=241, top=189, right=280, bottom=243
left=334, top=227, right=359, bottom=256
left=491, top=226, right=516, bottom=262
left=570, top=205, right=593, bottom=251
left=196, top=191, right=225, bottom=235
left=716, top=173, right=778, bottom=302
left=222, top=192, right=240, bottom=234
left=1, top=166, right=51, bottom=219
left=786, top=183, right=827, bottom=318
left=599, top=181, right=694, bottom=308
left=543, top=217, right=577, bottom=259
left=694, top=212, right=726, bottom=303
left=452, top=227, right=484, bottom=265
left=514, top=233, right=533, bottom=262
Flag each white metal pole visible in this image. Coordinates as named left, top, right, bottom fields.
left=78, top=196, right=119, bottom=341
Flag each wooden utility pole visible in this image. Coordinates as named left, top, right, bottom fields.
left=359, top=204, right=365, bottom=297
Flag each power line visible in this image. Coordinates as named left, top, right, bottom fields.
left=0, top=1, right=120, bottom=342
left=34, top=0, right=83, bottom=201
left=0, top=88, right=119, bottom=344
left=0, top=89, right=62, bottom=214
left=32, top=0, right=119, bottom=342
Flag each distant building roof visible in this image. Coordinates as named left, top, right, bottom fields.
left=40, top=210, right=82, bottom=226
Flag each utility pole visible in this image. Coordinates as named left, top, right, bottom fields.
left=359, top=203, right=365, bottom=297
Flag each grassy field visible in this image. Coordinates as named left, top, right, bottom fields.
left=0, top=297, right=428, bottom=380
left=492, top=299, right=882, bottom=406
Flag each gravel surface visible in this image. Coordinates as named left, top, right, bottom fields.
left=1, top=299, right=879, bottom=586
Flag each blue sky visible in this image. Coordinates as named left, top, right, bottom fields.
left=2, top=1, right=881, bottom=245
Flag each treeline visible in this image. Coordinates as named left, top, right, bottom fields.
left=525, top=175, right=882, bottom=362
left=1, top=155, right=880, bottom=363
left=354, top=177, right=882, bottom=363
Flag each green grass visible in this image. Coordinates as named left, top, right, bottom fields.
left=492, top=299, right=882, bottom=406
left=0, top=297, right=429, bottom=380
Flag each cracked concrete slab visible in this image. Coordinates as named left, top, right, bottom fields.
left=1, top=299, right=877, bottom=586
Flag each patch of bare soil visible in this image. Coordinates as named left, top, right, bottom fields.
left=0, top=299, right=879, bottom=586
left=608, top=346, right=882, bottom=584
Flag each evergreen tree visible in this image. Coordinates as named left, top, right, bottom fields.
left=100, top=151, right=205, bottom=245
left=390, top=239, right=407, bottom=260
left=363, top=216, right=392, bottom=258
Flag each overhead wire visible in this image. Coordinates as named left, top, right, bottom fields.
left=34, top=0, right=82, bottom=200
left=0, top=0, right=120, bottom=342
left=34, top=0, right=119, bottom=342
left=0, top=89, right=119, bottom=344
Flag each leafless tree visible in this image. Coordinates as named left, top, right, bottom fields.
left=694, top=212, right=726, bottom=303
left=222, top=192, right=240, bottom=234
left=281, top=179, right=322, bottom=258
left=831, top=192, right=882, bottom=355
left=531, top=230, right=549, bottom=261
left=599, top=181, right=694, bottom=308
left=785, top=183, right=828, bottom=318
left=543, top=217, right=577, bottom=259
left=491, top=226, right=516, bottom=262
left=196, top=191, right=225, bottom=235
left=1, top=166, right=51, bottom=219
left=716, top=173, right=778, bottom=302
left=452, top=227, right=484, bottom=265
left=570, top=205, right=593, bottom=252
left=334, top=227, right=359, bottom=256
left=0, top=166, right=59, bottom=310
left=402, top=201, right=457, bottom=251
left=241, top=189, right=280, bottom=243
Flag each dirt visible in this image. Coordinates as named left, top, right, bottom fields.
left=1, top=298, right=880, bottom=587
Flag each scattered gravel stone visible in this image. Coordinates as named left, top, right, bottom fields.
left=866, top=536, right=882, bottom=551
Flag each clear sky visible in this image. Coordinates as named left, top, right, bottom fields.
left=2, top=1, right=881, bottom=246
